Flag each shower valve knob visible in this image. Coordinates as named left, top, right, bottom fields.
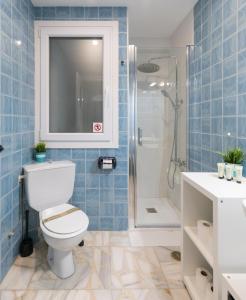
left=0, top=145, right=4, bottom=152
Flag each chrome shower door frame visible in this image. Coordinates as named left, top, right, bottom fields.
left=185, top=45, right=194, bottom=171
left=128, top=45, right=138, bottom=229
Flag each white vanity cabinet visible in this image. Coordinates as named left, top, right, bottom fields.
left=181, top=172, right=246, bottom=300
left=222, top=274, right=246, bottom=300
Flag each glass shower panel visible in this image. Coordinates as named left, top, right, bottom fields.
left=130, top=46, right=187, bottom=228
left=49, top=37, right=103, bottom=133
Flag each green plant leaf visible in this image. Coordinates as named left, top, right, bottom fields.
left=35, top=142, right=46, bottom=153
left=220, top=148, right=244, bottom=164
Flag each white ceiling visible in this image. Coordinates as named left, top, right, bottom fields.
left=31, top=0, right=197, bottom=40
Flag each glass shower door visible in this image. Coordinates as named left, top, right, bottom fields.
left=129, top=45, right=188, bottom=228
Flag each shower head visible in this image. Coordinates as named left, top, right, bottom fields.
left=161, top=89, right=176, bottom=108
left=137, top=55, right=178, bottom=74
left=161, top=89, right=170, bottom=98
left=137, top=62, right=160, bottom=73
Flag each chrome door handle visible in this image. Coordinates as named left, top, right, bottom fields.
left=138, top=128, right=143, bottom=146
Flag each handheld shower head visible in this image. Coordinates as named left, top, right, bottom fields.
left=161, top=89, right=176, bottom=108
left=161, top=89, right=169, bottom=98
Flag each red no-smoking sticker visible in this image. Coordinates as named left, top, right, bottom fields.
left=93, top=122, right=103, bottom=133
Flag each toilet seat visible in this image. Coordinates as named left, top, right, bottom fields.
left=40, top=204, right=89, bottom=239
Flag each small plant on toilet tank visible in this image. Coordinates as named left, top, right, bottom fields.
left=34, top=142, right=46, bottom=163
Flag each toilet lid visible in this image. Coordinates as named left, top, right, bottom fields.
left=41, top=204, right=89, bottom=235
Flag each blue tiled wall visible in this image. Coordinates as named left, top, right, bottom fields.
left=189, top=0, right=246, bottom=171
left=0, top=0, right=35, bottom=280
left=34, top=7, right=129, bottom=231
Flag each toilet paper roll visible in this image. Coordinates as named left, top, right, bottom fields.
left=205, top=281, right=213, bottom=300
left=195, top=267, right=212, bottom=294
left=102, top=163, right=112, bottom=169
left=197, top=220, right=213, bottom=249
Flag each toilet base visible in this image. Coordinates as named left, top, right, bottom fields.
left=47, top=246, right=75, bottom=279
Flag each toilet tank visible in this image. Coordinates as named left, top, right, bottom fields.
left=24, top=160, right=75, bottom=212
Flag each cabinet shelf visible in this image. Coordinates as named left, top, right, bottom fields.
left=184, top=276, right=204, bottom=300
left=184, top=226, right=213, bottom=268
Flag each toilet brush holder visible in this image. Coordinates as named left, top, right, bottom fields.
left=20, top=210, right=33, bottom=257
left=20, top=237, right=33, bottom=257
left=19, top=175, right=33, bottom=257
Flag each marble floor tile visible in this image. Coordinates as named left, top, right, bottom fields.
left=111, top=247, right=168, bottom=289
left=154, top=246, right=180, bottom=264
left=129, top=230, right=180, bottom=247
left=111, top=289, right=172, bottom=300
left=109, top=232, right=130, bottom=247
left=0, top=231, right=190, bottom=300
left=170, top=288, right=191, bottom=300
left=28, top=246, right=111, bottom=290
left=0, top=242, right=49, bottom=290
left=0, top=290, right=113, bottom=300
left=0, top=265, right=35, bottom=290
left=14, top=253, right=41, bottom=269
left=85, top=231, right=131, bottom=247
left=160, top=263, right=184, bottom=289
left=84, top=231, right=104, bottom=246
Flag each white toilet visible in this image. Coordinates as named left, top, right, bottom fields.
left=23, top=160, right=89, bottom=279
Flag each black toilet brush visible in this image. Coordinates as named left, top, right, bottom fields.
left=19, top=175, right=33, bottom=257
left=20, top=210, right=33, bottom=257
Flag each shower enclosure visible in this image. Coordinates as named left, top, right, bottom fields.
left=129, top=45, right=188, bottom=228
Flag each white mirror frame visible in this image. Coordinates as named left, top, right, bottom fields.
left=35, top=21, right=119, bottom=148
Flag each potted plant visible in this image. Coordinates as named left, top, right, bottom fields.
left=34, top=142, right=46, bottom=163
left=220, top=148, right=244, bottom=177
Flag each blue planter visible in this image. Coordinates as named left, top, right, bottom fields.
left=35, top=152, right=46, bottom=163
left=243, top=160, right=246, bottom=177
